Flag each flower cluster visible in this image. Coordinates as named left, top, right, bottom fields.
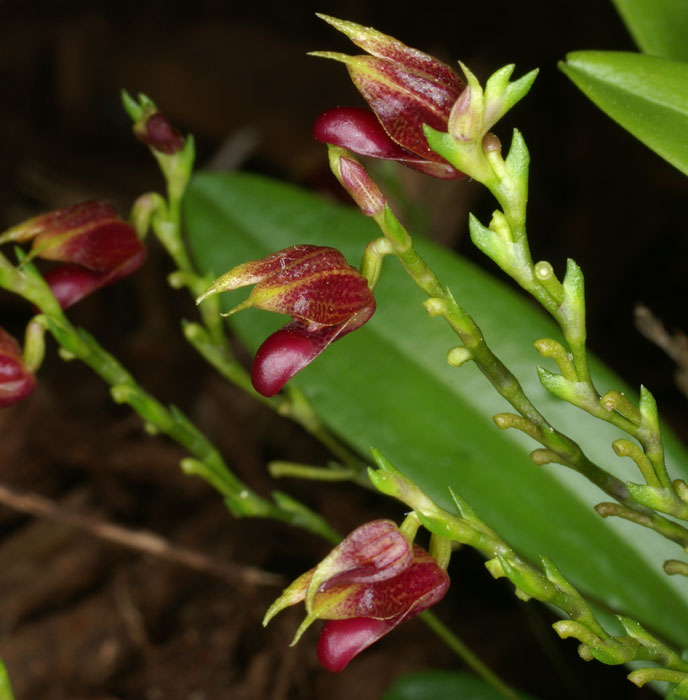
left=197, top=244, right=375, bottom=396
left=263, top=519, right=450, bottom=672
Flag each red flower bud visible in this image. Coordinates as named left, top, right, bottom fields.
left=326, top=143, right=387, bottom=217
left=263, top=520, right=449, bottom=671
left=312, top=15, right=466, bottom=180
left=2, top=201, right=145, bottom=309
left=197, top=245, right=375, bottom=396
left=0, top=328, right=36, bottom=408
left=133, top=111, right=185, bottom=155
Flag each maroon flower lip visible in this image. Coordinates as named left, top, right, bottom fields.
left=314, top=106, right=465, bottom=180
left=197, top=245, right=376, bottom=396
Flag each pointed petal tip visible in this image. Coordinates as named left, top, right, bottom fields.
left=315, top=13, right=350, bottom=30
left=290, top=614, right=317, bottom=647
left=308, top=51, right=352, bottom=64
left=194, top=288, right=213, bottom=305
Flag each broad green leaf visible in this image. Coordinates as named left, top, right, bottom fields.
left=380, top=670, right=539, bottom=700
left=560, top=51, right=688, bottom=177
left=611, top=0, right=688, bottom=61
left=184, top=172, right=688, bottom=649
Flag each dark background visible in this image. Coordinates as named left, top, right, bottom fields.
left=0, top=1, right=684, bottom=698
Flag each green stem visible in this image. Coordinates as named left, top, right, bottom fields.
left=420, top=611, right=521, bottom=700
left=370, top=208, right=631, bottom=505
left=143, top=140, right=368, bottom=482
left=182, top=321, right=366, bottom=475
left=371, top=463, right=688, bottom=678
left=0, top=661, right=15, bottom=700
left=595, top=503, right=688, bottom=548
left=268, top=461, right=357, bottom=482
left=282, top=385, right=366, bottom=473
left=0, top=257, right=336, bottom=541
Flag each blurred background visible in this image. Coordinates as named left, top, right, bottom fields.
left=0, top=1, right=684, bottom=698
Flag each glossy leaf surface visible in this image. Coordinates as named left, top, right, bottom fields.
left=560, top=51, right=688, bottom=176
left=184, top=172, right=688, bottom=648
left=611, top=0, right=688, bottom=61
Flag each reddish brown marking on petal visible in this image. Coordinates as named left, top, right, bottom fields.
left=346, top=56, right=461, bottom=160
left=318, top=16, right=463, bottom=95
left=36, top=219, right=144, bottom=272
left=247, top=246, right=375, bottom=328
left=318, top=520, right=413, bottom=590
left=314, top=546, right=449, bottom=621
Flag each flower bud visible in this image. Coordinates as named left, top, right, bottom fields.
left=133, top=111, right=185, bottom=155
left=328, top=146, right=386, bottom=217
left=0, top=327, right=36, bottom=408
left=197, top=245, right=375, bottom=396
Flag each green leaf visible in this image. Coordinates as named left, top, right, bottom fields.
left=184, top=171, right=688, bottom=649
left=380, top=670, right=539, bottom=700
left=560, top=51, right=688, bottom=177
left=611, top=0, right=688, bottom=61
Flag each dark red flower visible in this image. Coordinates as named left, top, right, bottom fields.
left=312, top=15, right=466, bottom=180
left=2, top=201, right=145, bottom=309
left=197, top=245, right=375, bottom=396
left=263, top=519, right=450, bottom=671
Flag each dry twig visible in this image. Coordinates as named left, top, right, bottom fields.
left=0, top=482, right=284, bottom=589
